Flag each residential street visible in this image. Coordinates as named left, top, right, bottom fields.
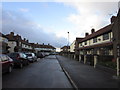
left=2, top=55, right=73, bottom=88
left=56, top=55, right=119, bottom=88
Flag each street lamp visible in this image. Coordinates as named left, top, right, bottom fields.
left=67, top=32, right=69, bottom=46
left=67, top=32, right=69, bottom=53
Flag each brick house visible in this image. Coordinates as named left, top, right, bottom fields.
left=0, top=32, right=10, bottom=54
left=60, top=46, right=70, bottom=54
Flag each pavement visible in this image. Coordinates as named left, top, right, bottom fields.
left=2, top=55, right=73, bottom=89
left=56, top=55, right=119, bottom=88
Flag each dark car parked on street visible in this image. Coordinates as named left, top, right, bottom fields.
left=36, top=52, right=45, bottom=58
left=0, top=54, right=14, bottom=73
left=8, top=52, right=29, bottom=68
left=25, top=53, right=37, bottom=62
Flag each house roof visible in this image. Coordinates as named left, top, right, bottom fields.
left=80, top=24, right=113, bottom=42
left=0, top=32, right=8, bottom=39
left=61, top=46, right=70, bottom=49
left=76, top=37, right=84, bottom=43
left=33, top=43, right=56, bottom=49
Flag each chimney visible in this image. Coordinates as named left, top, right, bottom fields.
left=91, top=28, right=95, bottom=34
left=24, top=38, right=26, bottom=41
left=85, top=32, right=89, bottom=37
left=16, top=34, right=20, bottom=40
left=111, top=16, right=117, bottom=23
left=26, top=40, right=29, bottom=43
left=10, top=32, right=14, bottom=36
left=43, top=43, right=44, bottom=45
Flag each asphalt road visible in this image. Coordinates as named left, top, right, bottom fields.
left=2, top=55, right=73, bottom=88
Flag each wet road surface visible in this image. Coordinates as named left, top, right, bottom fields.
left=2, top=55, right=73, bottom=88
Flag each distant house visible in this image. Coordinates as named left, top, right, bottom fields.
left=5, top=32, right=22, bottom=53
left=0, top=32, right=10, bottom=54
left=33, top=43, right=56, bottom=54
left=74, top=38, right=84, bottom=55
left=70, top=40, right=75, bottom=53
left=21, top=38, right=33, bottom=53
left=5, top=32, right=33, bottom=53
left=60, top=46, right=70, bottom=53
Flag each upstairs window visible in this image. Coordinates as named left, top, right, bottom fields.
left=93, top=38, right=97, bottom=43
left=103, top=33, right=109, bottom=40
left=80, top=43, right=82, bottom=46
left=85, top=41, right=87, bottom=45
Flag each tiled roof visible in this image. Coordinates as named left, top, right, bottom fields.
left=0, top=32, right=8, bottom=38
left=5, top=34, right=16, bottom=41
left=80, top=24, right=113, bottom=42
left=76, top=37, right=84, bottom=43
left=33, top=43, right=56, bottom=49
left=78, top=41, right=112, bottom=50
left=61, top=46, right=70, bottom=49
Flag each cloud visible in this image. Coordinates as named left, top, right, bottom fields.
left=1, top=9, right=68, bottom=48
left=64, top=2, right=118, bottom=37
left=19, top=8, right=29, bottom=12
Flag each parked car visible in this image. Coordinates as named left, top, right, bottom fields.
left=36, top=52, right=45, bottom=58
left=8, top=52, right=29, bottom=68
left=0, top=54, right=14, bottom=73
left=44, top=52, right=50, bottom=56
left=25, top=53, right=37, bottom=62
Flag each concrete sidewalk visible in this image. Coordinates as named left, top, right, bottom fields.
left=56, top=55, right=119, bottom=88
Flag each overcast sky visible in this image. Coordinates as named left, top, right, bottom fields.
left=1, top=0, right=119, bottom=48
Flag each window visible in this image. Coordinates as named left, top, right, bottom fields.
left=100, top=48, right=109, bottom=55
left=80, top=43, right=82, bottom=46
left=103, top=33, right=109, bottom=40
left=93, top=38, right=97, bottom=43
left=1, top=55, right=8, bottom=61
left=93, top=49, right=97, bottom=54
left=85, top=41, right=87, bottom=45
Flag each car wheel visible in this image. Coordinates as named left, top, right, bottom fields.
left=36, top=59, right=38, bottom=62
left=19, top=63, right=23, bottom=68
left=8, top=66, right=12, bottom=73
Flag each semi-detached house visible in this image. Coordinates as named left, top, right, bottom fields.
left=75, top=16, right=117, bottom=63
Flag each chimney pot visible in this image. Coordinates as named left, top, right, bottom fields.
left=111, top=16, right=117, bottom=23
left=91, top=28, right=95, bottom=34
left=85, top=33, right=89, bottom=37
left=10, top=32, right=14, bottom=36
left=24, top=38, right=26, bottom=41
left=26, top=40, right=28, bottom=42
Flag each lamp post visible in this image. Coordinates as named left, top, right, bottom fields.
left=67, top=32, right=69, bottom=46
left=67, top=32, right=69, bottom=56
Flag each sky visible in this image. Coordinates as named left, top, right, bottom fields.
left=1, top=0, right=119, bottom=48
